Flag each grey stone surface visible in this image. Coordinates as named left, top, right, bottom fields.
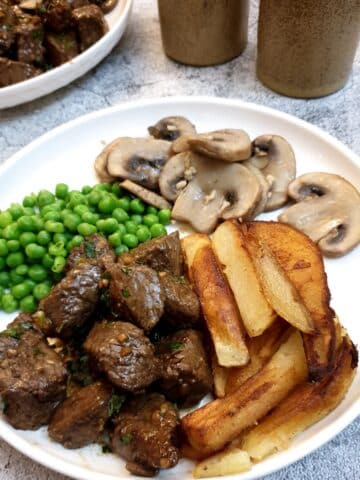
left=0, top=0, right=359, bottom=479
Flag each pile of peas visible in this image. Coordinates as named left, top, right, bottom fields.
left=0, top=182, right=171, bottom=315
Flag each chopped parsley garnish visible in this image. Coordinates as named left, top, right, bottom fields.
left=66, top=355, right=93, bottom=387
left=33, top=347, right=43, bottom=356
left=1, top=328, right=21, bottom=340
left=102, top=271, right=112, bottom=280
left=20, top=322, right=33, bottom=331
left=84, top=240, right=96, bottom=258
left=121, top=267, right=132, bottom=275
left=167, top=342, right=183, bottom=351
left=108, top=393, right=126, bottom=417
left=174, top=275, right=186, bottom=284
left=31, top=29, right=43, bottom=41
left=120, top=433, right=133, bottom=445
left=122, top=288, right=130, bottom=298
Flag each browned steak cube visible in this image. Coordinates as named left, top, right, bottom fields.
left=43, top=0, right=72, bottom=32
left=48, top=381, right=112, bottom=448
left=84, top=321, right=159, bottom=392
left=15, top=16, right=44, bottom=64
left=71, top=4, right=107, bottom=52
left=65, top=234, right=115, bottom=273
left=119, top=231, right=184, bottom=277
left=44, top=30, right=78, bottom=66
left=109, top=264, right=164, bottom=332
left=0, top=314, right=67, bottom=430
left=0, top=0, right=16, bottom=55
left=0, top=56, right=42, bottom=86
left=157, top=329, right=213, bottom=408
left=39, top=262, right=102, bottom=338
left=158, top=271, right=200, bottom=328
left=112, top=393, right=179, bottom=476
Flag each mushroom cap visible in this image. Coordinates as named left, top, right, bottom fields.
left=159, top=151, right=200, bottom=202
left=185, top=129, right=252, bottom=163
left=279, top=172, right=360, bottom=257
left=95, top=137, right=171, bottom=190
left=94, top=138, right=120, bottom=182
left=148, top=116, right=196, bottom=141
left=251, top=135, right=296, bottom=211
left=171, top=153, right=261, bottom=233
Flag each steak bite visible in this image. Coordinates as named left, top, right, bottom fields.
left=157, top=329, right=213, bottom=408
left=38, top=262, right=102, bottom=338
left=84, top=321, right=159, bottom=392
left=44, top=31, right=78, bottom=67
left=0, top=314, right=67, bottom=430
left=15, top=14, right=44, bottom=65
left=158, top=271, right=200, bottom=329
left=43, top=0, right=73, bottom=32
left=48, top=381, right=112, bottom=449
left=112, top=393, right=179, bottom=476
left=0, top=0, right=16, bottom=55
left=109, top=264, right=164, bottom=332
left=0, top=56, right=42, bottom=86
left=118, top=231, right=184, bottom=277
left=65, top=234, right=115, bottom=273
left=71, top=4, right=108, bottom=52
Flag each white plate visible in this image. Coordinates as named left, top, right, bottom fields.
left=0, top=97, right=359, bottom=480
left=0, top=0, right=132, bottom=109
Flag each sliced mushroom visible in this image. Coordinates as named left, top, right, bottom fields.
left=120, top=180, right=172, bottom=210
left=159, top=152, right=199, bottom=202
left=184, top=129, right=252, bottom=162
left=95, top=137, right=171, bottom=190
left=94, top=138, right=120, bottom=182
left=250, top=135, right=296, bottom=211
left=279, top=173, right=360, bottom=257
left=243, top=161, right=272, bottom=218
left=172, top=134, right=193, bottom=154
left=171, top=153, right=261, bottom=233
left=148, top=116, right=196, bottom=141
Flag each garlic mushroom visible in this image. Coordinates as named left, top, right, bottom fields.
left=279, top=172, right=360, bottom=257
left=148, top=116, right=196, bottom=141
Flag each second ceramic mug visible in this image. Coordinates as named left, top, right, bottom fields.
left=158, top=0, right=250, bottom=66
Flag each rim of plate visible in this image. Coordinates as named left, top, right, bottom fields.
left=0, top=96, right=359, bottom=480
left=0, top=0, right=132, bottom=108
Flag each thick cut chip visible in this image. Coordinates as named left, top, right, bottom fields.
left=193, top=448, right=251, bottom=478
left=182, top=234, right=249, bottom=368
left=181, top=330, right=308, bottom=455
left=212, top=220, right=276, bottom=337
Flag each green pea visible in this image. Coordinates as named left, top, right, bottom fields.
left=6, top=252, right=24, bottom=268
left=25, top=243, right=46, bottom=260
left=42, top=253, right=55, bottom=270
left=87, top=191, right=101, bottom=206
left=64, top=213, right=81, bottom=232
left=111, top=183, right=122, bottom=196
left=143, top=214, right=159, bottom=228
left=68, top=192, right=86, bottom=208
left=108, top=231, right=122, bottom=248
left=101, top=218, right=118, bottom=234
left=117, top=197, right=131, bottom=211
left=37, top=230, right=52, bottom=246
left=93, top=183, right=111, bottom=192
left=16, top=215, right=35, bottom=232
left=73, top=204, right=89, bottom=217
left=11, top=282, right=32, bottom=300
left=33, top=282, right=51, bottom=300
left=3, top=223, right=20, bottom=240
left=122, top=233, right=139, bottom=249
left=98, top=196, right=117, bottom=214
left=117, top=223, right=126, bottom=236
left=15, top=265, right=28, bottom=276
left=81, top=211, right=99, bottom=225
left=7, top=240, right=20, bottom=252
left=22, top=194, right=37, bottom=208
left=125, top=221, right=138, bottom=234
left=130, top=214, right=143, bottom=225
left=37, top=190, right=55, bottom=207
left=136, top=226, right=151, bottom=243
left=150, top=223, right=167, bottom=238
left=53, top=233, right=71, bottom=245
left=60, top=209, right=72, bottom=220
left=31, top=216, right=44, bottom=232
left=112, top=208, right=129, bottom=224
left=8, top=203, right=24, bottom=220
left=0, top=211, right=13, bottom=228
left=28, top=265, right=48, bottom=282
left=20, top=232, right=37, bottom=247
left=48, top=242, right=67, bottom=257
left=115, top=244, right=129, bottom=255
left=70, top=235, right=84, bottom=247
left=52, top=256, right=66, bottom=273
left=81, top=185, right=92, bottom=195
left=0, top=271, right=10, bottom=287
left=77, top=223, right=97, bottom=236
left=2, top=293, right=18, bottom=313
left=43, top=211, right=62, bottom=222
left=22, top=207, right=35, bottom=216
left=146, top=205, right=158, bottom=215
left=9, top=269, right=25, bottom=285
left=0, top=239, right=8, bottom=257
left=55, top=183, right=69, bottom=199
left=44, top=221, right=64, bottom=234
left=20, top=295, right=37, bottom=313
left=158, top=209, right=172, bottom=225
left=130, top=198, right=145, bottom=214
left=24, top=278, right=36, bottom=290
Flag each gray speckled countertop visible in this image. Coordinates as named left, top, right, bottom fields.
left=0, top=0, right=359, bottom=479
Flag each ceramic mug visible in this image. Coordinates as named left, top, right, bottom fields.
left=158, top=0, right=250, bottom=66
